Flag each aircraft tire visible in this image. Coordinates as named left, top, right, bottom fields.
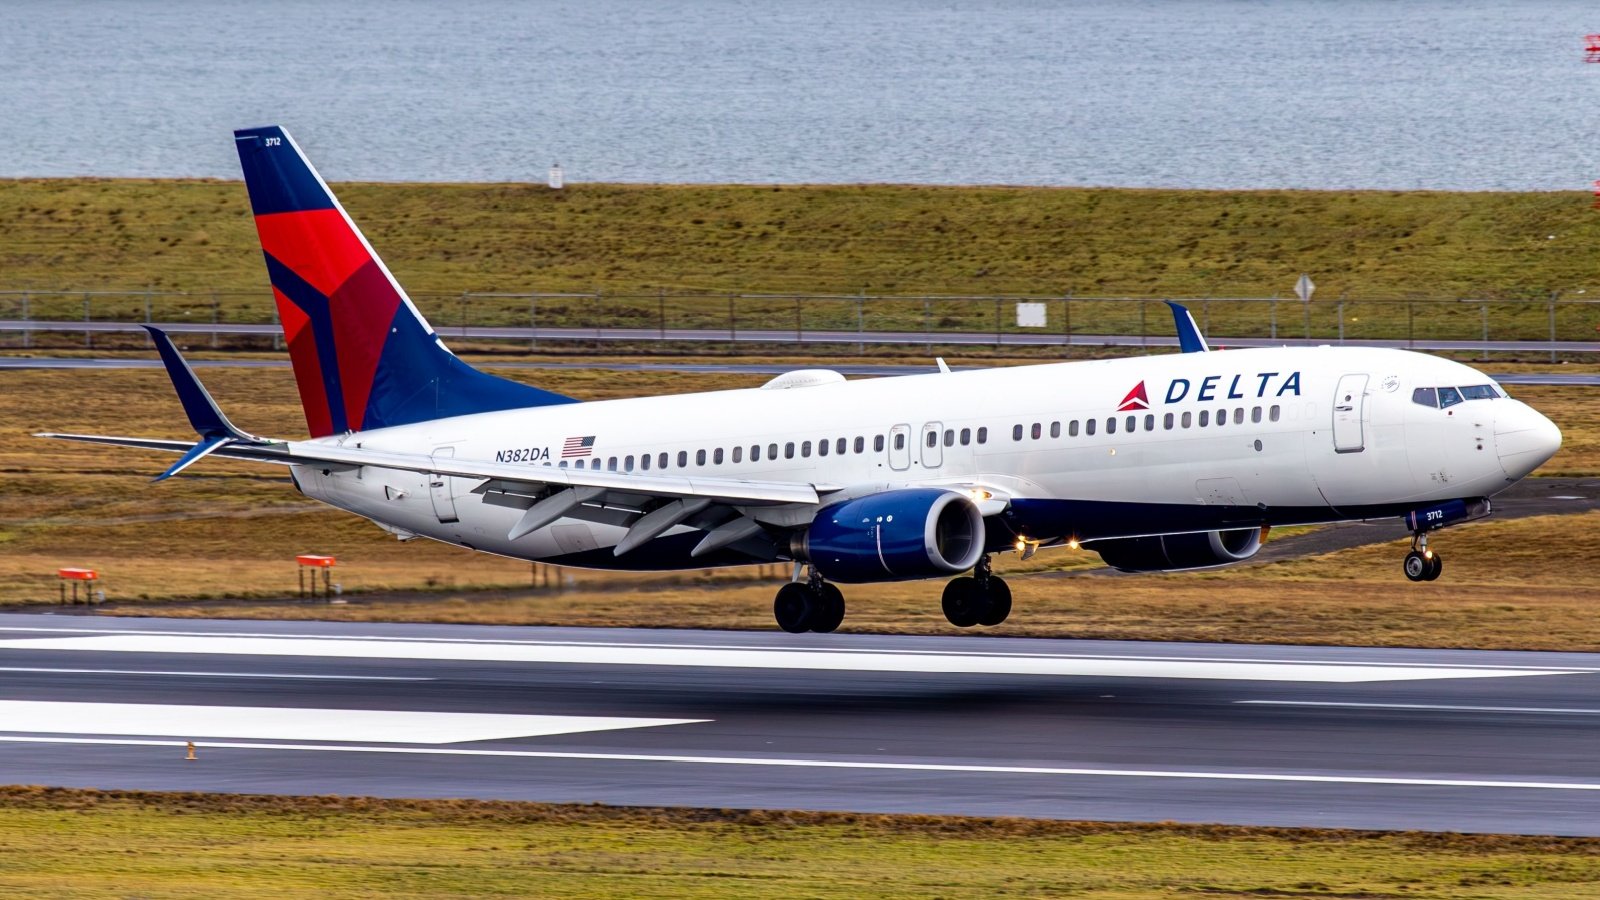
left=774, top=582, right=816, bottom=633
left=977, top=576, right=1012, bottom=627
left=810, top=584, right=846, bottom=633
left=941, top=576, right=982, bottom=628
left=1403, top=551, right=1429, bottom=582
left=1423, top=553, right=1443, bottom=581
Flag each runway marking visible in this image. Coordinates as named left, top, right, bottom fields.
left=0, top=634, right=1579, bottom=682
left=0, top=666, right=431, bottom=681
left=0, top=701, right=706, bottom=745
left=1241, top=700, right=1600, bottom=715
left=1, top=625, right=1592, bottom=672
left=0, top=735, right=1595, bottom=792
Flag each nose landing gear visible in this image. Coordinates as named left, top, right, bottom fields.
left=942, top=554, right=1012, bottom=627
left=1402, top=533, right=1443, bottom=582
left=773, top=566, right=846, bottom=633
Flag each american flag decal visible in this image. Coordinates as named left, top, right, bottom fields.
left=561, top=435, right=596, bottom=458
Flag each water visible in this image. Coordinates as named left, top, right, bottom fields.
left=1, top=0, right=1596, bottom=189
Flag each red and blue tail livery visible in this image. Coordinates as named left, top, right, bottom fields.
left=233, top=126, right=575, bottom=437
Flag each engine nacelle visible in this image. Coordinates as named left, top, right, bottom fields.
left=1090, top=527, right=1263, bottom=573
left=795, top=488, right=985, bottom=583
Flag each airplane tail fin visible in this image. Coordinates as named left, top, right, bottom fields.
left=233, top=125, right=576, bottom=437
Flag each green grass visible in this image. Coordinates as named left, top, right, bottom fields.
left=3, top=179, right=1600, bottom=344
left=1, top=788, right=1596, bottom=898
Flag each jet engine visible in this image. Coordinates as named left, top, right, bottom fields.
left=1088, top=528, right=1263, bottom=572
left=793, top=488, right=985, bottom=583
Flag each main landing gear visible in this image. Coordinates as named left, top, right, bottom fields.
left=1402, top=532, right=1443, bottom=582
left=942, top=554, right=1012, bottom=628
left=773, top=566, right=846, bottom=634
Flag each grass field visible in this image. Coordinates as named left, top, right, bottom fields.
left=4, top=179, right=1600, bottom=344
left=0, top=787, right=1596, bottom=898
left=5, top=363, right=1599, bottom=649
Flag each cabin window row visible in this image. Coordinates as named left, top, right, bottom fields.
left=553, top=427, right=983, bottom=471
left=1010, top=405, right=1282, bottom=441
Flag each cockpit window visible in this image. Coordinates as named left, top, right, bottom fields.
left=1461, top=384, right=1500, bottom=400
left=1437, top=386, right=1464, bottom=409
left=1411, top=387, right=1438, bottom=408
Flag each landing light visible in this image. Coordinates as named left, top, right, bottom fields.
left=1068, top=538, right=1081, bottom=551
left=968, top=489, right=993, bottom=502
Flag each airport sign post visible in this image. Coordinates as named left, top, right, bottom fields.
left=1296, top=274, right=1315, bottom=338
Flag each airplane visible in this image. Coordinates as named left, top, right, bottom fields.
left=41, top=126, right=1563, bottom=634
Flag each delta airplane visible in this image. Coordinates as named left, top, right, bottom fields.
left=42, top=127, right=1563, bottom=633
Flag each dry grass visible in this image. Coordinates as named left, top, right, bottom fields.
left=0, top=786, right=1595, bottom=898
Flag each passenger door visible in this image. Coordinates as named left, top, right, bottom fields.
left=920, top=422, right=944, bottom=468
left=1332, top=374, right=1368, bottom=453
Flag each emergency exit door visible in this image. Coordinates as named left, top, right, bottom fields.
left=1332, top=375, right=1368, bottom=453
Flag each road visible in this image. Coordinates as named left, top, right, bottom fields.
left=3, top=355, right=1599, bottom=385
left=4, top=318, right=1600, bottom=354
left=0, top=615, right=1596, bottom=835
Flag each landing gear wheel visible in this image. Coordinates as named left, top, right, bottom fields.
left=977, top=576, right=1012, bottom=627
left=773, top=582, right=815, bottom=633
left=1423, top=552, right=1443, bottom=582
left=1403, top=551, right=1429, bottom=582
left=941, top=576, right=982, bottom=627
left=810, top=583, right=846, bottom=633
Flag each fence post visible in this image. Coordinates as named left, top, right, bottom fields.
left=1480, top=301, right=1488, bottom=363
left=211, top=289, right=220, bottom=349
left=994, top=297, right=1002, bottom=347
left=730, top=293, right=738, bottom=347
left=594, top=290, right=602, bottom=340
left=1549, top=291, right=1559, bottom=364
left=459, top=290, right=468, bottom=336
left=1269, top=295, right=1277, bottom=341
left=1062, top=292, right=1072, bottom=356
left=856, top=292, right=864, bottom=354
left=1303, top=295, right=1311, bottom=340
left=1407, top=299, right=1414, bottom=349
left=83, top=292, right=91, bottom=350
left=658, top=288, right=665, bottom=340
left=20, top=291, right=28, bottom=350
left=1140, top=299, right=1148, bottom=350
left=794, top=295, right=802, bottom=344
left=144, top=289, right=152, bottom=324
left=530, top=294, right=538, bottom=352
left=1337, top=294, right=1345, bottom=344
left=923, top=296, right=931, bottom=346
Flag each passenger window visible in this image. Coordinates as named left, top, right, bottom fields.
left=854, top=436, right=865, bottom=453
left=625, top=455, right=635, bottom=471
left=559, top=460, right=568, bottom=468
left=1199, top=410, right=1209, bottom=427
left=713, top=448, right=724, bottom=464
left=768, top=443, right=779, bottom=459
left=1049, top=422, right=1060, bottom=438
left=1251, top=406, right=1262, bottom=423
left=819, top=438, right=829, bottom=457
left=1013, top=424, right=1024, bottom=441
left=960, top=428, right=971, bottom=446
left=1462, top=384, right=1499, bottom=400
left=696, top=449, right=706, bottom=465
left=1412, top=387, right=1438, bottom=407
left=1215, top=410, right=1226, bottom=427
left=751, top=445, right=761, bottom=462
left=925, top=431, right=936, bottom=448
left=1163, top=412, right=1174, bottom=430
left=640, top=453, right=651, bottom=471
left=874, top=435, right=885, bottom=452
left=608, top=457, right=618, bottom=471
left=1144, top=414, right=1154, bottom=431
left=1233, top=408, right=1244, bottom=425
left=1125, top=415, right=1135, bottom=433
left=837, top=437, right=847, bottom=455
left=1438, top=387, right=1464, bottom=409
left=677, top=451, right=687, bottom=468
left=785, top=442, right=795, bottom=459
left=1182, top=411, right=1193, bottom=428
left=732, top=446, right=742, bottom=463
left=1106, top=417, right=1117, bottom=435
left=1269, top=405, right=1281, bottom=422
left=1031, top=423, right=1042, bottom=440
left=802, top=441, right=812, bottom=457
left=976, top=427, right=987, bottom=444
left=1086, top=418, right=1097, bottom=436
left=893, top=433, right=905, bottom=450
left=943, top=429, right=955, bottom=447
left=1069, top=420, right=1079, bottom=437
left=574, top=459, right=585, bottom=470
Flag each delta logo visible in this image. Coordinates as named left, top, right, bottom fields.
left=1117, top=371, right=1304, bottom=409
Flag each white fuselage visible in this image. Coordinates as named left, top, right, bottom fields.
left=292, top=346, right=1559, bottom=568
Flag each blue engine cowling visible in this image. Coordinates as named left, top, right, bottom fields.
left=796, top=488, right=986, bottom=583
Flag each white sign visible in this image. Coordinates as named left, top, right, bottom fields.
left=548, top=163, right=564, bottom=190
left=1016, top=302, right=1047, bottom=328
left=1294, top=273, right=1315, bottom=303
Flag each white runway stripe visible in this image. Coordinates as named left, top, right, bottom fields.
left=0, top=734, right=1595, bottom=792
left=0, top=666, right=430, bottom=681
left=1240, top=700, right=1600, bottom=715
left=0, top=701, right=706, bottom=745
left=0, top=634, right=1577, bottom=683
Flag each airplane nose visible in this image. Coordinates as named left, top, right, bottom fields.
left=1495, top=401, right=1562, bottom=479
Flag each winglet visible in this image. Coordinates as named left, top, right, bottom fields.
left=142, top=326, right=266, bottom=481
left=1165, top=301, right=1209, bottom=353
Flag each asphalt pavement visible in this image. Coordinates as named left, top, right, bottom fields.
left=0, top=615, right=1595, bottom=835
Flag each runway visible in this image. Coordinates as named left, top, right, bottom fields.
left=0, top=614, right=1596, bottom=835
left=2, top=355, right=1598, bottom=385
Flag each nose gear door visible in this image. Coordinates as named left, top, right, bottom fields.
left=1332, top=374, right=1368, bottom=453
